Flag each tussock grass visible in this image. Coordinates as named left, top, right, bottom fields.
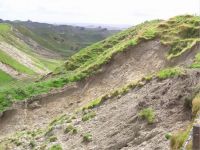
left=138, top=108, right=155, bottom=124
left=83, top=133, right=92, bottom=142
left=192, top=94, right=200, bottom=116
left=64, top=124, right=77, bottom=134
left=170, top=127, right=191, bottom=150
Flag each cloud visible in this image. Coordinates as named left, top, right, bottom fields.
left=0, top=0, right=199, bottom=25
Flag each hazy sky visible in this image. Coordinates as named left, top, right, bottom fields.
left=0, top=0, right=199, bottom=26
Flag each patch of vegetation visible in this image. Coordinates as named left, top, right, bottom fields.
left=15, top=22, right=118, bottom=56
left=192, top=94, right=200, bottom=116
left=170, top=127, right=191, bottom=150
left=191, top=53, right=200, bottom=68
left=157, top=15, right=200, bottom=59
left=0, top=23, right=11, bottom=32
left=138, top=108, right=155, bottom=124
left=0, top=49, right=35, bottom=75
left=49, top=114, right=69, bottom=126
left=0, top=69, right=14, bottom=85
left=64, top=124, right=77, bottom=134
left=49, top=144, right=63, bottom=150
left=81, top=78, right=150, bottom=111
left=165, top=133, right=172, bottom=140
left=29, top=140, right=36, bottom=148
left=156, top=67, right=184, bottom=79
left=0, top=15, right=199, bottom=113
left=83, top=133, right=92, bottom=142
left=49, top=136, right=58, bottom=142
left=82, top=111, right=96, bottom=121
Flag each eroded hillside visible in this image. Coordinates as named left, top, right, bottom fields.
left=0, top=15, right=200, bottom=150
left=0, top=21, right=117, bottom=85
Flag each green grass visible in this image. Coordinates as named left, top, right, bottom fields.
left=83, top=133, right=92, bottom=142
left=138, top=108, right=155, bottom=124
left=15, top=23, right=118, bottom=56
left=0, top=20, right=159, bottom=113
left=0, top=69, right=14, bottom=85
left=191, top=53, right=200, bottom=68
left=157, top=15, right=200, bottom=59
left=49, top=144, right=63, bottom=150
left=82, top=111, right=96, bottom=121
left=64, top=124, right=77, bottom=134
left=170, top=126, right=191, bottom=150
left=0, top=49, right=35, bottom=74
left=0, top=23, right=11, bottom=32
left=156, top=67, right=184, bottom=79
left=0, top=15, right=199, bottom=113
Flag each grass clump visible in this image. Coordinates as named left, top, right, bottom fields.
left=82, top=111, right=96, bottom=121
left=156, top=67, right=184, bottom=79
left=48, top=114, right=69, bottom=126
left=191, top=53, right=200, bottom=68
left=49, top=136, right=57, bottom=142
left=165, top=133, right=172, bottom=140
left=49, top=144, right=63, bottom=150
left=64, top=124, right=77, bottom=134
left=138, top=108, right=155, bottom=124
left=192, top=94, right=200, bottom=116
left=83, top=133, right=92, bottom=142
left=170, top=127, right=191, bottom=150
left=29, top=140, right=36, bottom=148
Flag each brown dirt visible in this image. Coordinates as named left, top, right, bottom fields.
left=0, top=40, right=199, bottom=149
left=53, top=70, right=199, bottom=150
left=0, top=61, right=27, bottom=79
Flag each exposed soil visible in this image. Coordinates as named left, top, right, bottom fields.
left=14, top=29, right=62, bottom=59
left=0, top=42, right=48, bottom=74
left=52, top=70, right=199, bottom=150
left=0, top=61, right=27, bottom=79
left=0, top=40, right=199, bottom=149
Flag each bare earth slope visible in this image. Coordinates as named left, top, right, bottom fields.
left=1, top=40, right=199, bottom=141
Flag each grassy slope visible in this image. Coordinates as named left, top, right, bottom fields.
left=0, top=15, right=199, bottom=113
left=0, top=49, right=35, bottom=75
left=14, top=22, right=118, bottom=57
left=0, top=23, right=64, bottom=74
left=0, top=69, right=13, bottom=85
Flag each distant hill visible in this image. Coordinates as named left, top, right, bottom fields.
left=6, top=20, right=119, bottom=57
left=0, top=20, right=118, bottom=84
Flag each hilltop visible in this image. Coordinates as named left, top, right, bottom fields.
left=0, top=15, right=200, bottom=150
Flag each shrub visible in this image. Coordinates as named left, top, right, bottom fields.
left=138, top=108, right=155, bottom=124
left=83, top=133, right=92, bottom=142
